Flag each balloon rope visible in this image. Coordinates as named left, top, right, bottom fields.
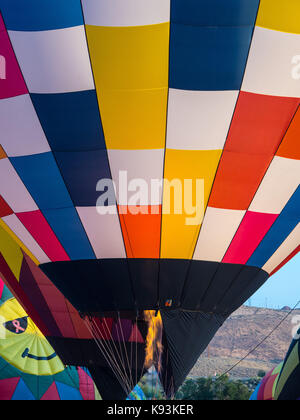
left=85, top=318, right=131, bottom=396
left=84, top=319, right=128, bottom=396
left=101, top=317, right=131, bottom=387
left=130, top=319, right=133, bottom=391
left=118, top=317, right=134, bottom=390
left=91, top=318, right=132, bottom=395
left=102, top=317, right=136, bottom=395
left=135, top=317, right=138, bottom=390
left=154, top=319, right=163, bottom=399
left=100, top=317, right=128, bottom=374
left=104, top=317, right=134, bottom=395
left=151, top=316, right=155, bottom=399
left=112, top=315, right=132, bottom=392
left=91, top=319, right=131, bottom=397
left=117, top=316, right=134, bottom=392
left=89, top=318, right=130, bottom=395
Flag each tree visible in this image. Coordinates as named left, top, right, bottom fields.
left=257, top=370, right=266, bottom=379
left=176, top=376, right=252, bottom=401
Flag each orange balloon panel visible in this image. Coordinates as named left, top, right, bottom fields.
left=0, top=146, right=7, bottom=160
left=209, top=151, right=273, bottom=210
left=118, top=205, right=161, bottom=259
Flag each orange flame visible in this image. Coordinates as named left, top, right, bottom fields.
left=144, top=311, right=163, bottom=372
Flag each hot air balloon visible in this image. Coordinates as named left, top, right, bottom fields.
left=127, top=384, right=147, bottom=401
left=0, top=236, right=150, bottom=401
left=0, top=0, right=299, bottom=398
left=0, top=280, right=64, bottom=377
left=0, top=360, right=100, bottom=400
left=274, top=328, right=300, bottom=400
left=0, top=279, right=100, bottom=400
left=0, top=275, right=12, bottom=305
left=250, top=364, right=282, bottom=401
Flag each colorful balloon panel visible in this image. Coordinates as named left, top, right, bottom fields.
left=0, top=362, right=99, bottom=401
left=274, top=329, right=300, bottom=400
left=0, top=0, right=299, bottom=397
left=0, top=278, right=99, bottom=401
left=127, top=384, right=146, bottom=401
left=250, top=364, right=282, bottom=401
left=0, top=275, right=147, bottom=400
left=0, top=0, right=298, bottom=279
left=0, top=287, right=64, bottom=376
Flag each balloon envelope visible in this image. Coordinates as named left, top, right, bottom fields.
left=0, top=361, right=100, bottom=401
left=250, top=364, right=282, bottom=401
left=274, top=328, right=300, bottom=400
left=0, top=0, right=299, bottom=396
left=0, top=281, right=99, bottom=400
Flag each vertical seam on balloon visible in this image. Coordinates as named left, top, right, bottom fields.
left=79, top=1, right=138, bottom=310
left=178, top=0, right=263, bottom=309
left=242, top=105, right=300, bottom=265
left=157, top=3, right=172, bottom=309
left=224, top=103, right=299, bottom=269
left=0, top=18, right=82, bottom=263
left=191, top=1, right=263, bottom=260
left=19, top=250, right=64, bottom=337
left=215, top=266, right=261, bottom=316
left=61, top=296, right=77, bottom=341
left=118, top=209, right=135, bottom=259
left=0, top=252, right=51, bottom=336
left=259, top=220, right=300, bottom=275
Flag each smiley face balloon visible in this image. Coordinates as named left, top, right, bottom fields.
left=0, top=287, right=64, bottom=376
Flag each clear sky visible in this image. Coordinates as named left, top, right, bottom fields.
left=249, top=252, right=300, bottom=309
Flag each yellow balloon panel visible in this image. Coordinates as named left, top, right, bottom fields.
left=0, top=220, right=39, bottom=267
left=0, top=223, right=24, bottom=280
left=161, top=149, right=222, bottom=259
left=86, top=23, right=170, bottom=90
left=257, top=0, right=300, bottom=34
left=98, top=87, right=168, bottom=149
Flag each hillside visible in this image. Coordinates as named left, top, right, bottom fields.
left=190, top=306, right=300, bottom=379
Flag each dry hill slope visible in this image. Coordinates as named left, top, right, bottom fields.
left=190, top=306, right=300, bottom=379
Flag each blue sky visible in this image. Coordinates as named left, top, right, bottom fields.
left=249, top=253, right=300, bottom=309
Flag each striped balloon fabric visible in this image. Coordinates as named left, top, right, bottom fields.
left=0, top=0, right=298, bottom=309
left=0, top=363, right=100, bottom=400
left=0, top=0, right=299, bottom=397
left=0, top=279, right=99, bottom=400
left=250, top=364, right=282, bottom=400
left=274, top=328, right=300, bottom=400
